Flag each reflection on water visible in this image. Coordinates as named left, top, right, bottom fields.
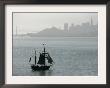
left=34, top=70, right=53, bottom=76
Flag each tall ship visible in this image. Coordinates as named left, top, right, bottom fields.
left=29, top=44, right=54, bottom=71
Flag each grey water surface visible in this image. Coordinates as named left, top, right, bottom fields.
left=13, top=37, right=98, bottom=76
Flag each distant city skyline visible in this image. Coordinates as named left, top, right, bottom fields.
left=13, top=13, right=98, bottom=35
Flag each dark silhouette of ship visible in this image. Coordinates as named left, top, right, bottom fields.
left=29, top=44, right=54, bottom=71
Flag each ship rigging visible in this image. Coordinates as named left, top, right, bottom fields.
left=29, top=44, right=54, bottom=71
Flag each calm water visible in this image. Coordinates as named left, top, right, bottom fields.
left=13, top=37, right=98, bottom=76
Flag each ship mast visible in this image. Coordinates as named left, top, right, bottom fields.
left=43, top=44, right=46, bottom=65
left=43, top=44, right=46, bottom=53
left=35, top=50, right=37, bottom=65
left=37, top=44, right=46, bottom=65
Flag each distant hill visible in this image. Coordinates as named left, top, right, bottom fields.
left=34, top=27, right=63, bottom=37
left=27, top=24, right=98, bottom=37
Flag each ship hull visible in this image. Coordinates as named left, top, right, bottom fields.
left=31, top=65, right=50, bottom=71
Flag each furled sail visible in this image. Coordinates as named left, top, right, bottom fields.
left=37, top=53, right=45, bottom=65
left=29, top=57, right=31, bottom=62
left=47, top=53, right=53, bottom=64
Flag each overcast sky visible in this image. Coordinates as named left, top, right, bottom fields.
left=13, top=12, right=98, bottom=34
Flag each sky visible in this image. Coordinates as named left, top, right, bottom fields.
left=13, top=12, right=98, bottom=34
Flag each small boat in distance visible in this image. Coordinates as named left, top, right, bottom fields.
left=29, top=44, right=54, bottom=71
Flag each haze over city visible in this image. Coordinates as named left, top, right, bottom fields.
left=13, top=12, right=98, bottom=35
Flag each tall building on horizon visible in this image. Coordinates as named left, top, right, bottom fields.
left=69, top=23, right=74, bottom=31
left=91, top=17, right=93, bottom=26
left=64, top=23, right=68, bottom=31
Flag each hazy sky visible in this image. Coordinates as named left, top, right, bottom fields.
left=13, top=12, right=98, bottom=34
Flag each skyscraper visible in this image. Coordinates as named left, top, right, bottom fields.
left=69, top=23, right=74, bottom=31
left=64, top=23, right=68, bottom=31
left=91, top=17, right=93, bottom=26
